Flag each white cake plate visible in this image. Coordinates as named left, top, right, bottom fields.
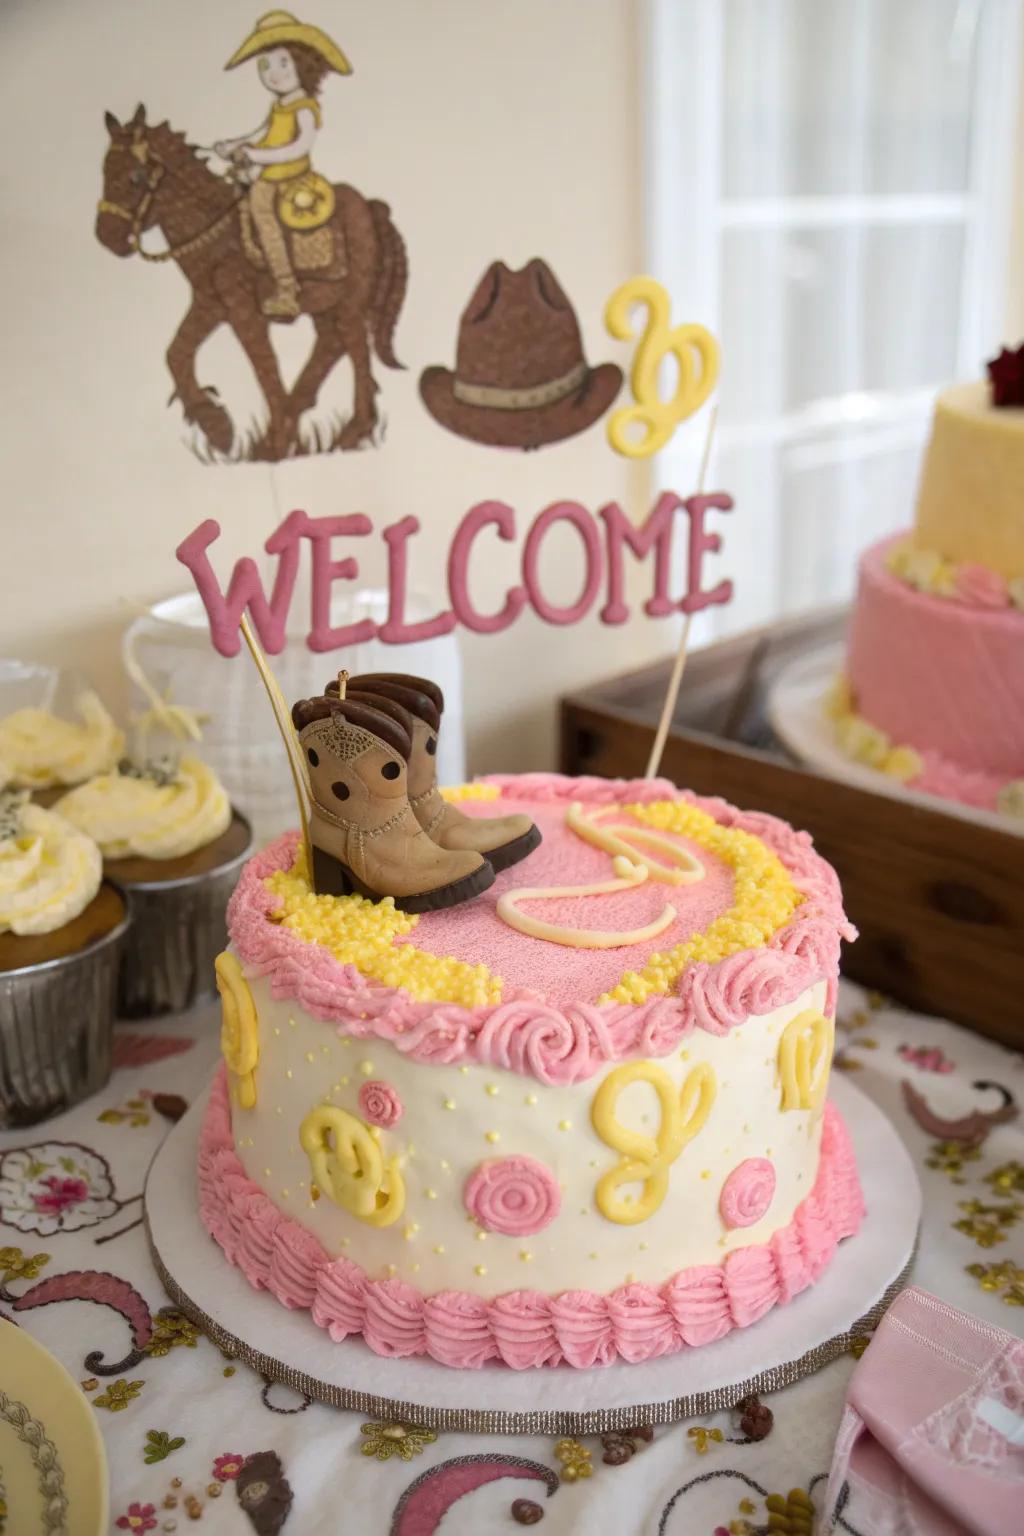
left=145, top=1071, right=918, bottom=1435
left=768, top=642, right=1024, bottom=840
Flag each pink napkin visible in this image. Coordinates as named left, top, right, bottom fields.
left=821, top=1287, right=1024, bottom=1535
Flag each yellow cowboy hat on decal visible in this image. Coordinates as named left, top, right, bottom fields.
left=225, top=10, right=352, bottom=75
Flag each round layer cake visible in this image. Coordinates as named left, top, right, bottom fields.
left=200, top=773, right=862, bottom=1369
left=836, top=376, right=1024, bottom=816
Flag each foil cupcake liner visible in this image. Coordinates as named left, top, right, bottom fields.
left=0, top=892, right=132, bottom=1127
left=116, top=814, right=253, bottom=1019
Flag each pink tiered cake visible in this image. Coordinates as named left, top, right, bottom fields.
left=837, top=372, right=1024, bottom=817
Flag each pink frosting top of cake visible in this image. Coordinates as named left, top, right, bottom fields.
left=200, top=1066, right=865, bottom=1369
left=228, top=774, right=853, bottom=1085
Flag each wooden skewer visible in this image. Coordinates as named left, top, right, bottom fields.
left=239, top=614, right=312, bottom=870
left=644, top=403, right=718, bottom=780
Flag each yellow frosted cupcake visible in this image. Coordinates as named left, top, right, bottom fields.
left=54, top=757, right=250, bottom=1017
left=0, top=794, right=129, bottom=1126
left=0, top=692, right=124, bottom=797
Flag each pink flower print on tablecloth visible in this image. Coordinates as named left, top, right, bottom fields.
left=899, top=1045, right=955, bottom=1074
left=32, top=1175, right=89, bottom=1216
left=357, top=1080, right=404, bottom=1129
left=0, top=1142, right=118, bottom=1235
left=212, top=1451, right=246, bottom=1481
left=116, top=1504, right=157, bottom=1532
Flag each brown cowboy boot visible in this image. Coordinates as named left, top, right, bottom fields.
left=291, top=692, right=494, bottom=912
left=334, top=674, right=541, bottom=874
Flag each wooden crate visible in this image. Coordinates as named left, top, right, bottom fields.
left=560, top=609, right=1024, bottom=1050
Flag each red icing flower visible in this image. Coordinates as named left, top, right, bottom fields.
left=358, top=1080, right=404, bottom=1129
left=987, top=344, right=1024, bottom=407
left=116, top=1505, right=157, bottom=1533
left=32, top=1174, right=90, bottom=1215
left=212, top=1451, right=245, bottom=1481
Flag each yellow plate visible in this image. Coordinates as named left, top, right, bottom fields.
left=0, top=1318, right=108, bottom=1536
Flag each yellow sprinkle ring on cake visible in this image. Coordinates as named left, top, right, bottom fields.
left=439, top=782, right=502, bottom=803
left=264, top=798, right=801, bottom=1010
left=598, top=801, right=802, bottom=1005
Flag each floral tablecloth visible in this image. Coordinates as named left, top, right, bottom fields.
left=2, top=980, right=1022, bottom=1536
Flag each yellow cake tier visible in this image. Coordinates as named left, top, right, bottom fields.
left=913, top=382, right=1024, bottom=578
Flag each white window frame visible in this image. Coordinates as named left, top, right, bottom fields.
left=645, top=0, right=1024, bottom=638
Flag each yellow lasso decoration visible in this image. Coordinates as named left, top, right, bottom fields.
left=591, top=1060, right=717, bottom=1224
left=299, top=1105, right=405, bottom=1228
left=215, top=951, right=260, bottom=1109
left=605, top=276, right=719, bottom=459
left=777, top=1010, right=833, bottom=1111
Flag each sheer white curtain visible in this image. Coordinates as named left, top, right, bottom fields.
left=648, top=0, right=1022, bottom=638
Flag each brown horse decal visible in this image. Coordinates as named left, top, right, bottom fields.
left=95, top=106, right=407, bottom=461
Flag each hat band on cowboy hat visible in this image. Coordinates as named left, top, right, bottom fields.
left=452, top=361, right=588, bottom=413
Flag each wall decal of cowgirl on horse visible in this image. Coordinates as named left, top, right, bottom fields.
left=95, top=11, right=408, bottom=462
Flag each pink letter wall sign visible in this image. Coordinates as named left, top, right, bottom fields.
left=176, top=491, right=734, bottom=658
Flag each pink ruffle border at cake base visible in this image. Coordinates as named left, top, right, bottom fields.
left=227, top=775, right=856, bottom=1087
left=199, top=1066, right=865, bottom=1371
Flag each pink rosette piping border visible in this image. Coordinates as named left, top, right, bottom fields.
left=199, top=1067, right=865, bottom=1371
left=227, top=776, right=855, bottom=1086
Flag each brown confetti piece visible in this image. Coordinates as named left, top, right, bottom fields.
left=735, top=1394, right=773, bottom=1441
left=223, top=1366, right=236, bottom=1377
left=163, top=1495, right=178, bottom=1508
left=206, top=1483, right=222, bottom=1498
left=171, top=1478, right=183, bottom=1489
left=184, top=1493, right=203, bottom=1520
left=80, top=1378, right=98, bottom=1392
left=512, top=1499, right=544, bottom=1524
left=163, top=1525, right=177, bottom=1534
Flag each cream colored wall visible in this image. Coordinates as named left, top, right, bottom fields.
left=0, top=0, right=675, bottom=773
left=1007, top=41, right=1024, bottom=340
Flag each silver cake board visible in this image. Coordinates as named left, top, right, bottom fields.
left=144, top=1072, right=919, bottom=1435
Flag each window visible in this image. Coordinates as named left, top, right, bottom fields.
left=647, top=0, right=1023, bottom=638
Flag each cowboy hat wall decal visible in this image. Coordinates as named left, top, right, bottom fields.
left=418, top=259, right=623, bottom=450
left=95, top=12, right=408, bottom=464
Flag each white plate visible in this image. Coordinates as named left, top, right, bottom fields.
left=768, top=642, right=1024, bottom=839
left=144, top=1071, right=920, bottom=1434
left=0, top=1318, right=109, bottom=1536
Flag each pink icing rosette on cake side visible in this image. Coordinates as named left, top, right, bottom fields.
left=719, top=1157, right=777, bottom=1229
left=357, top=1080, right=404, bottom=1128
left=463, top=1155, right=561, bottom=1236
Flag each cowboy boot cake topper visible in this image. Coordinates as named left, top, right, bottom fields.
left=419, top=259, right=623, bottom=450
left=293, top=672, right=541, bottom=910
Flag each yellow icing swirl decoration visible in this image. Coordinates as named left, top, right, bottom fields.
left=0, top=692, right=124, bottom=790
left=215, top=951, right=260, bottom=1109
left=497, top=854, right=677, bottom=949
left=0, top=801, right=102, bottom=937
left=591, top=1059, right=717, bottom=1224
left=777, top=1009, right=833, bottom=1112
left=604, top=276, right=720, bottom=459
left=54, top=755, right=231, bottom=860
left=299, top=1104, right=405, bottom=1227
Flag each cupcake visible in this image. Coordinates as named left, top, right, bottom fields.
left=54, top=755, right=251, bottom=1017
left=0, top=691, right=124, bottom=804
left=0, top=793, right=129, bottom=1126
